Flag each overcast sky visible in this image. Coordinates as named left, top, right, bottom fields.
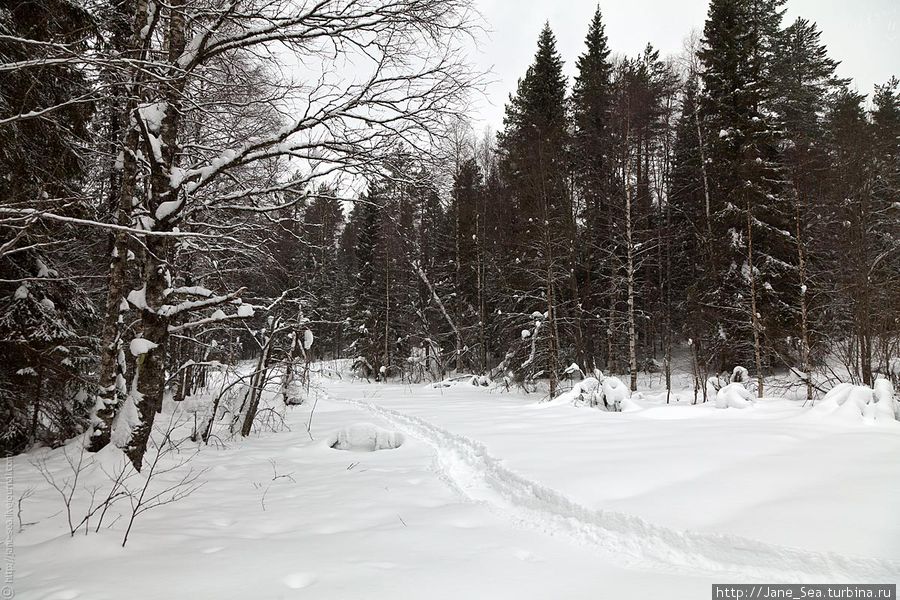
left=468, top=0, right=899, bottom=131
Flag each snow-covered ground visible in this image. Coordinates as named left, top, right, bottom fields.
left=7, top=369, right=900, bottom=599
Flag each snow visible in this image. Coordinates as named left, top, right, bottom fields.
left=126, top=286, right=148, bottom=310
left=236, top=304, right=255, bottom=318
left=810, top=381, right=897, bottom=424
left=10, top=367, right=900, bottom=599
left=14, top=284, right=28, bottom=299
left=552, top=376, right=600, bottom=406
left=601, top=375, right=630, bottom=411
left=35, top=257, right=57, bottom=278
left=715, top=382, right=756, bottom=409
left=303, top=328, right=314, bottom=350
left=129, top=337, right=158, bottom=357
left=326, top=423, right=404, bottom=452
left=155, top=197, right=183, bottom=220
left=138, top=101, right=167, bottom=134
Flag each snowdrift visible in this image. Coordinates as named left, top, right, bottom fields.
left=327, top=423, right=404, bottom=451
left=714, top=382, right=756, bottom=409
left=810, top=380, right=897, bottom=424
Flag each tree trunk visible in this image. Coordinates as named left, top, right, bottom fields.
left=124, top=0, right=187, bottom=470
left=794, top=202, right=812, bottom=402
left=747, top=199, right=764, bottom=398
left=88, top=0, right=151, bottom=453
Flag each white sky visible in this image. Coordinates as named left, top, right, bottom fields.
left=467, top=0, right=899, bottom=131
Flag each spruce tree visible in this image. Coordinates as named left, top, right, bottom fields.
left=571, top=6, right=614, bottom=372
left=770, top=17, right=848, bottom=397
left=496, top=23, right=570, bottom=397
left=699, top=0, right=795, bottom=392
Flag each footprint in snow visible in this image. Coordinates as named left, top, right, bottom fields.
left=282, top=572, right=317, bottom=589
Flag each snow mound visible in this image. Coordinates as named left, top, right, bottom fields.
left=430, top=375, right=489, bottom=388
left=554, top=376, right=633, bottom=412
left=715, top=382, right=755, bottom=409
left=600, top=376, right=630, bottom=412
left=730, top=366, right=749, bottom=383
left=552, top=377, right=600, bottom=406
left=812, top=381, right=897, bottom=423
left=328, top=423, right=404, bottom=452
left=873, top=378, right=897, bottom=420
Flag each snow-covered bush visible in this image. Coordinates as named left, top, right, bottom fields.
left=715, top=382, right=756, bottom=409
left=599, top=376, right=630, bottom=412
left=430, top=374, right=491, bottom=388
left=555, top=377, right=600, bottom=406
left=812, top=381, right=897, bottom=423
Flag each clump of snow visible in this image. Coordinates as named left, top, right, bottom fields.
left=730, top=366, right=749, bottom=383
left=600, top=376, right=630, bottom=412
left=211, top=309, right=227, bottom=320
left=562, top=363, right=583, bottom=378
left=35, top=258, right=57, bottom=278
left=155, top=197, right=183, bottom=221
left=14, top=284, right=28, bottom=299
left=303, top=329, right=314, bottom=350
left=873, top=379, right=897, bottom=421
left=237, top=304, right=255, bottom=318
left=138, top=101, right=167, bottom=134
left=715, top=383, right=755, bottom=409
left=129, top=337, right=158, bottom=357
left=111, top=390, right=140, bottom=446
left=39, top=298, right=55, bottom=311
left=521, top=329, right=531, bottom=340
left=127, top=286, right=148, bottom=309
left=328, top=423, right=404, bottom=452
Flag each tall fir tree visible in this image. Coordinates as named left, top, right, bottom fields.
left=770, top=17, right=848, bottom=397
left=699, top=0, right=796, bottom=393
left=496, top=23, right=570, bottom=396
left=571, top=6, right=614, bottom=372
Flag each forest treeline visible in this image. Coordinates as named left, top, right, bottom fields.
left=1, top=0, right=897, bottom=460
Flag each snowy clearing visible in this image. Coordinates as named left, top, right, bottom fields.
left=8, top=369, right=900, bottom=599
